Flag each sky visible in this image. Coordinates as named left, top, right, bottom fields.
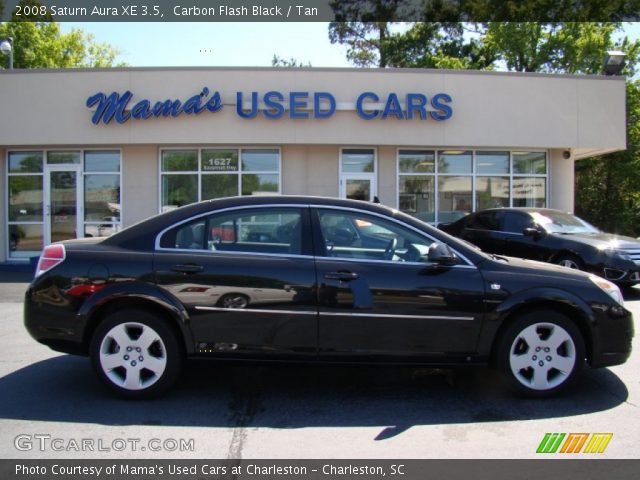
left=60, top=22, right=640, bottom=68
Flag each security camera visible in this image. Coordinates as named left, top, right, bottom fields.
left=562, top=150, right=571, bottom=159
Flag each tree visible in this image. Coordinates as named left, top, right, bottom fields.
left=0, top=0, right=122, bottom=69
left=483, top=22, right=639, bottom=75
left=575, top=80, right=640, bottom=236
left=271, top=55, right=311, bottom=68
left=384, top=22, right=496, bottom=69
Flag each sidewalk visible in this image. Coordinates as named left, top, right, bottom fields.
left=0, top=270, right=32, bottom=302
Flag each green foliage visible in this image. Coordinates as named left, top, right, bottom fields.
left=575, top=80, right=640, bottom=236
left=384, top=23, right=496, bottom=69
left=0, top=0, right=122, bottom=68
left=271, top=55, right=312, bottom=68
left=484, top=23, right=639, bottom=75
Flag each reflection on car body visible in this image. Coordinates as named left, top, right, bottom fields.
left=24, top=196, right=633, bottom=399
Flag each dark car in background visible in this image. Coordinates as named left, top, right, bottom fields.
left=24, top=197, right=633, bottom=399
left=439, top=208, right=640, bottom=286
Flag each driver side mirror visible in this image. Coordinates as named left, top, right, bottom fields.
left=424, top=242, right=458, bottom=267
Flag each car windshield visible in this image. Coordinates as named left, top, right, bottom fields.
left=531, top=211, right=600, bottom=234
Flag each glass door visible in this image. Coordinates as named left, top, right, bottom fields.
left=44, top=165, right=82, bottom=245
left=340, top=175, right=377, bottom=201
left=339, top=148, right=377, bottom=202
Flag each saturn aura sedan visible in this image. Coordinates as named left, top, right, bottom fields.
left=25, top=196, right=633, bottom=398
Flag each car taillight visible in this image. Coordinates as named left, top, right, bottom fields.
left=35, top=244, right=66, bottom=277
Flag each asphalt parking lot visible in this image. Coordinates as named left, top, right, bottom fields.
left=0, top=271, right=638, bottom=459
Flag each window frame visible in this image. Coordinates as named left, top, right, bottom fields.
left=155, top=204, right=311, bottom=258
left=397, top=148, right=549, bottom=224
left=158, top=147, right=282, bottom=213
left=5, top=148, right=122, bottom=261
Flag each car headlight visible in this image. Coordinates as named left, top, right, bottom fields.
left=589, top=274, right=624, bottom=306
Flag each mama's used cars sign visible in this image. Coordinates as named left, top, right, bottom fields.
left=86, top=88, right=453, bottom=125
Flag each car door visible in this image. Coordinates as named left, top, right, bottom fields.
left=311, top=207, right=486, bottom=361
left=459, top=211, right=507, bottom=254
left=500, top=211, right=549, bottom=261
left=153, top=205, right=318, bottom=360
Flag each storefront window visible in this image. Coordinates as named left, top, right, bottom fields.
left=399, top=176, right=435, bottom=222
left=160, top=148, right=281, bottom=211
left=7, top=150, right=121, bottom=259
left=475, top=176, right=510, bottom=210
left=8, top=176, right=43, bottom=221
left=83, top=151, right=122, bottom=239
left=341, top=149, right=375, bottom=173
left=242, top=149, right=279, bottom=172
left=438, top=150, right=472, bottom=174
left=161, top=174, right=198, bottom=209
left=162, top=150, right=198, bottom=172
left=84, top=174, right=121, bottom=221
left=512, top=177, right=547, bottom=207
left=476, top=151, right=509, bottom=174
left=513, top=151, right=547, bottom=175
left=397, top=150, right=547, bottom=223
left=399, top=150, right=435, bottom=173
left=85, top=151, right=120, bottom=172
left=439, top=176, right=472, bottom=218
left=9, top=152, right=42, bottom=173
left=47, top=151, right=81, bottom=165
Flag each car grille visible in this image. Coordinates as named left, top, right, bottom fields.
left=620, top=248, right=640, bottom=265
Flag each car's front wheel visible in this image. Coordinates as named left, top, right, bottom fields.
left=90, top=309, right=183, bottom=399
left=496, top=309, right=585, bottom=397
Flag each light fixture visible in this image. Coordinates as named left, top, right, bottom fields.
left=603, top=50, right=626, bottom=76
left=0, top=37, right=13, bottom=70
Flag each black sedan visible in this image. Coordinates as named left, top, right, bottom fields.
left=440, top=208, right=640, bottom=286
left=24, top=196, right=633, bottom=398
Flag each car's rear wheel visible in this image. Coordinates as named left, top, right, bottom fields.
left=496, top=309, right=585, bottom=397
left=555, top=254, right=584, bottom=270
left=90, top=309, right=183, bottom=399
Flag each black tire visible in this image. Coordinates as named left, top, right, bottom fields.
left=90, top=309, right=183, bottom=399
left=555, top=254, right=584, bottom=271
left=218, top=293, right=249, bottom=309
left=495, top=309, right=585, bottom=397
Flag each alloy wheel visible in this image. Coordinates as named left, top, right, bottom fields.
left=508, top=322, right=577, bottom=391
left=98, top=322, right=167, bottom=391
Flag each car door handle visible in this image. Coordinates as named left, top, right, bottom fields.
left=171, top=263, right=204, bottom=274
left=324, top=271, right=359, bottom=281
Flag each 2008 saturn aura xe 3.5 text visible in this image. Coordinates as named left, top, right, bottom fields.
left=24, top=196, right=634, bottom=398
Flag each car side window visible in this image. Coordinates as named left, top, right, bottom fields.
left=317, top=209, right=434, bottom=263
left=161, top=208, right=303, bottom=255
left=502, top=212, right=534, bottom=234
left=467, top=212, right=499, bottom=231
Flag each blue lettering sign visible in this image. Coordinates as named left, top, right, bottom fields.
left=87, top=88, right=222, bottom=125
left=263, top=91, right=286, bottom=119
left=289, top=92, right=309, bottom=119
left=356, top=92, right=380, bottom=120
left=430, top=93, right=453, bottom=121
left=314, top=92, right=336, bottom=119
left=237, top=91, right=259, bottom=119
left=382, top=93, right=404, bottom=120
left=88, top=89, right=451, bottom=124
left=406, top=93, right=428, bottom=120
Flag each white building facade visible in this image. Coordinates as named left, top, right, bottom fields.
left=0, top=67, right=626, bottom=263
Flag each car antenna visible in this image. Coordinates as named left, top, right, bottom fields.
left=373, top=196, right=380, bottom=204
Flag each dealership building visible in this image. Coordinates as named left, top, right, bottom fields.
left=0, top=67, right=626, bottom=263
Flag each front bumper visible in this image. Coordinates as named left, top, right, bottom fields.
left=589, top=306, right=634, bottom=368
